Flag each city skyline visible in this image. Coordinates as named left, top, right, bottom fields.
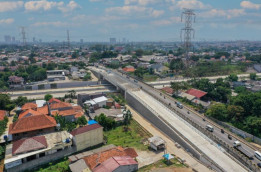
left=0, top=0, right=261, bottom=42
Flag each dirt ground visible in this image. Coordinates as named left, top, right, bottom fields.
left=150, top=167, right=193, bottom=172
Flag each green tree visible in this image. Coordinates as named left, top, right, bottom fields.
left=0, top=94, right=15, bottom=112
left=250, top=73, right=257, bottom=80
left=94, top=113, right=116, bottom=131
left=206, top=103, right=228, bottom=121
left=227, top=105, right=244, bottom=122
left=228, top=74, right=238, bottom=82
left=83, top=72, right=91, bottom=81
left=44, top=94, right=53, bottom=101
left=13, top=96, right=28, bottom=107
left=169, top=59, right=184, bottom=72
left=77, top=116, right=87, bottom=126
left=68, top=90, right=76, bottom=99
left=123, top=110, right=132, bottom=126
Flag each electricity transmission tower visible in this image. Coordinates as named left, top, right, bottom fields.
left=180, top=9, right=196, bottom=59
left=20, top=27, right=26, bottom=46
left=67, top=30, right=70, bottom=50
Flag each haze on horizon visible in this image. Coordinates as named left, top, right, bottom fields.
left=0, top=0, right=261, bottom=42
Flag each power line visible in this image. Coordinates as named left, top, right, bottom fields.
left=180, top=8, right=196, bottom=59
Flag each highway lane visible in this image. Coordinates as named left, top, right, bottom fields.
left=114, top=70, right=261, bottom=167
left=106, top=67, right=261, bottom=167
left=92, top=67, right=251, bottom=171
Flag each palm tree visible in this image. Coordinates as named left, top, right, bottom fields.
left=123, top=110, right=132, bottom=126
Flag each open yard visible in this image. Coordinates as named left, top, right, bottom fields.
left=139, top=157, right=190, bottom=172
left=104, top=119, right=152, bottom=151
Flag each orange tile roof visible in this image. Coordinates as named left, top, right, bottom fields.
left=49, top=98, right=61, bottom=104
left=83, top=146, right=138, bottom=170
left=0, top=110, right=7, bottom=120
left=37, top=106, right=49, bottom=115
left=73, top=106, right=83, bottom=112
left=74, top=112, right=83, bottom=118
left=123, top=68, right=135, bottom=72
left=19, top=109, right=42, bottom=119
left=50, top=102, right=72, bottom=110
left=21, top=103, right=37, bottom=111
left=9, top=115, right=57, bottom=134
left=57, top=109, right=76, bottom=116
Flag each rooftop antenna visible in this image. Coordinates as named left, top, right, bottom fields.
left=180, top=8, right=196, bottom=59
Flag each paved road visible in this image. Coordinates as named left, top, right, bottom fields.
left=8, top=85, right=116, bottom=99
left=148, top=73, right=261, bottom=86
left=114, top=70, right=261, bottom=166
left=91, top=66, right=250, bottom=172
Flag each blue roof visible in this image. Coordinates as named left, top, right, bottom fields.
left=88, top=120, right=98, bottom=125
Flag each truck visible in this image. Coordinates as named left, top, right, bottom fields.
left=233, top=141, right=254, bottom=159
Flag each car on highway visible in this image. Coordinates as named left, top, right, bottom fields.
left=221, top=129, right=224, bottom=133
left=233, top=141, right=241, bottom=147
left=255, top=151, right=261, bottom=161
left=206, top=125, right=214, bottom=132
left=176, top=102, right=183, bottom=109
left=228, top=135, right=232, bottom=140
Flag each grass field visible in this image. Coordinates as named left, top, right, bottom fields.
left=104, top=120, right=152, bottom=151
left=139, top=157, right=188, bottom=172
left=143, top=75, right=158, bottom=82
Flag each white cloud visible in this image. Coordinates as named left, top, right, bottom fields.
left=151, top=16, right=179, bottom=25
left=176, top=0, right=211, bottom=9
left=106, top=5, right=164, bottom=18
left=0, top=18, right=14, bottom=24
left=58, top=1, right=80, bottom=13
left=0, top=1, right=24, bottom=12
left=24, top=0, right=79, bottom=13
left=125, top=0, right=159, bottom=6
left=199, top=9, right=246, bottom=19
left=240, top=1, right=261, bottom=10
left=32, top=21, right=68, bottom=27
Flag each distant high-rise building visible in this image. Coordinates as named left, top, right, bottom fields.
left=110, top=38, right=116, bottom=44
left=80, top=39, right=83, bottom=44
left=12, top=37, right=15, bottom=43
left=122, top=38, right=126, bottom=43
left=33, top=37, right=36, bottom=43
left=4, top=35, right=11, bottom=43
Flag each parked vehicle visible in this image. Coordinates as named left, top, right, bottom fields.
left=205, top=125, right=214, bottom=132
left=257, top=163, right=261, bottom=168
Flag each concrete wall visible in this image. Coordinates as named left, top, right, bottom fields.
left=114, top=164, right=138, bottom=172
left=7, top=146, right=76, bottom=172
left=74, top=127, right=103, bottom=152
left=12, top=127, right=55, bottom=140
left=125, top=91, right=201, bottom=160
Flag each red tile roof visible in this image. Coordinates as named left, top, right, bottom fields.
left=0, top=110, right=7, bottom=121
left=186, top=88, right=207, bottom=99
left=70, top=124, right=102, bottom=136
left=83, top=146, right=138, bottom=170
left=122, top=68, right=135, bottom=72
left=12, top=136, right=47, bottom=155
left=9, top=115, right=57, bottom=134
left=21, top=103, right=37, bottom=111
left=162, top=87, right=174, bottom=94
left=49, top=98, right=61, bottom=104
left=19, top=109, right=42, bottom=119
left=37, top=105, right=49, bottom=115
left=50, top=102, right=72, bottom=110
left=93, top=156, right=138, bottom=172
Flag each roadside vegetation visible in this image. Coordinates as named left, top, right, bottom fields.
left=139, top=156, right=188, bottom=172
left=32, top=157, right=70, bottom=172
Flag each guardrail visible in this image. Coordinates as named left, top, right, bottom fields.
left=116, top=69, right=259, bottom=172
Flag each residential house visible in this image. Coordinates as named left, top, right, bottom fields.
left=161, top=87, right=174, bottom=95
left=9, top=114, right=57, bottom=140
left=186, top=88, right=207, bottom=100
left=92, top=156, right=138, bottom=172
left=8, top=76, right=24, bottom=89
left=149, top=63, right=168, bottom=73
left=46, top=70, right=65, bottom=82
left=122, top=66, right=135, bottom=72
left=69, top=145, right=138, bottom=172
left=254, top=64, right=261, bottom=73
left=5, top=131, right=73, bottom=171
left=70, top=123, right=103, bottom=152
left=148, top=136, right=165, bottom=151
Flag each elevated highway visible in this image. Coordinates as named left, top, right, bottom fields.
left=90, top=66, right=256, bottom=172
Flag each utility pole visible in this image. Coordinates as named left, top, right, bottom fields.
left=20, top=27, right=26, bottom=46
left=67, top=30, right=70, bottom=50
left=180, top=9, right=196, bottom=59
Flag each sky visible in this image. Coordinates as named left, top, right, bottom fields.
left=0, top=0, right=261, bottom=42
